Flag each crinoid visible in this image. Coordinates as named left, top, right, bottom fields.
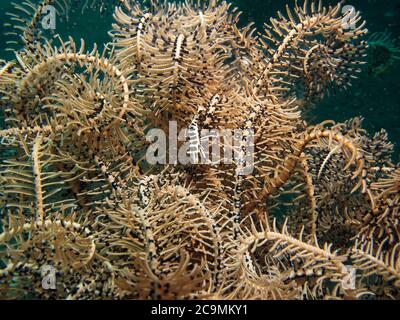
left=0, top=0, right=399, bottom=300
left=367, top=30, right=400, bottom=76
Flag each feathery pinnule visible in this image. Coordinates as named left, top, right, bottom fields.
left=3, top=0, right=71, bottom=54
left=0, top=0, right=399, bottom=300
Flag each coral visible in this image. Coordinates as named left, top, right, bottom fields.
left=0, top=0, right=399, bottom=300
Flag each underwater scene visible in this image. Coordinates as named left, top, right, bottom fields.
left=0, top=0, right=400, bottom=300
